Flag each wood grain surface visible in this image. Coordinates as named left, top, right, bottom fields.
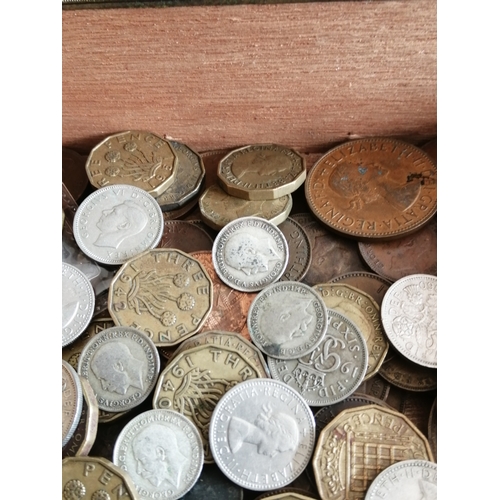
left=62, top=1, right=436, bottom=153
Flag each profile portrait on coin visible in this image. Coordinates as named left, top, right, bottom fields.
left=94, top=200, right=148, bottom=249
left=224, top=233, right=280, bottom=276
left=132, top=423, right=188, bottom=488
left=233, top=153, right=289, bottom=180
left=90, top=341, right=144, bottom=395
left=418, top=478, right=437, bottom=500
left=228, top=403, right=299, bottom=458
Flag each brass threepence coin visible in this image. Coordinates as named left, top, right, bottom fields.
left=199, top=184, right=293, bottom=231
left=190, top=251, right=258, bottom=340
left=305, top=138, right=437, bottom=240
left=289, top=213, right=369, bottom=286
left=213, top=216, right=289, bottom=292
left=209, top=378, right=316, bottom=491
left=62, top=147, right=89, bottom=202
left=381, top=274, right=437, bottom=368
left=62, top=263, right=95, bottom=347
left=113, top=409, right=204, bottom=500
left=330, top=271, right=392, bottom=307
left=155, top=140, right=205, bottom=210
left=62, top=359, right=84, bottom=447
left=153, top=342, right=266, bottom=462
left=277, top=217, right=312, bottom=282
left=217, top=144, right=306, bottom=200
left=77, top=326, right=160, bottom=412
left=248, top=281, right=328, bottom=360
left=312, top=405, right=434, bottom=500
left=158, top=219, right=213, bottom=253
left=267, top=309, right=368, bottom=406
left=359, top=215, right=437, bottom=282
left=62, top=456, right=140, bottom=500
left=313, top=283, right=389, bottom=380
left=85, top=131, right=178, bottom=197
left=73, top=184, right=164, bottom=265
left=109, top=248, right=213, bottom=346
left=364, top=459, right=437, bottom=499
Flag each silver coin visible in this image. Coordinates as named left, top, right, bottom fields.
left=381, top=274, right=437, bottom=368
left=267, top=309, right=368, bottom=406
left=73, top=184, right=164, bottom=265
left=77, top=326, right=160, bottom=412
left=113, top=409, right=204, bottom=500
left=212, top=216, right=289, bottom=292
left=365, top=459, right=437, bottom=499
left=62, top=262, right=95, bottom=347
left=62, top=359, right=83, bottom=447
left=209, top=378, right=315, bottom=491
left=247, top=281, right=328, bottom=360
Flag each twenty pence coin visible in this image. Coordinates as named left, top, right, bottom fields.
left=62, top=359, right=84, bottom=447
left=113, top=409, right=203, bottom=500
left=209, top=378, right=316, bottom=491
left=305, top=138, right=437, bottom=240
left=213, top=216, right=289, bottom=292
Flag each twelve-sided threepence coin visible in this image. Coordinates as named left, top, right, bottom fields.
left=62, top=262, right=95, bottom=347
left=73, top=184, right=164, bottom=265
left=381, top=274, right=437, bottom=368
left=212, top=216, right=289, bottom=292
left=247, top=281, right=328, bottom=360
left=209, top=378, right=315, bottom=491
left=77, top=326, right=160, bottom=412
left=113, top=409, right=204, bottom=500
left=267, top=309, right=368, bottom=406
left=365, top=459, right=437, bottom=500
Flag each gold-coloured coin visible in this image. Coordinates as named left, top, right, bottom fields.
left=312, top=405, right=434, bottom=500
left=153, top=343, right=265, bottom=462
left=62, top=456, right=139, bottom=499
left=85, top=131, right=178, bottom=197
left=313, top=283, right=389, bottom=380
left=199, top=183, right=292, bottom=230
left=217, top=144, right=306, bottom=200
left=108, top=248, right=213, bottom=346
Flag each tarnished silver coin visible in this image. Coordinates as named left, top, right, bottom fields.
left=62, top=263, right=95, bottom=347
left=113, top=409, right=204, bottom=500
left=381, top=274, right=437, bottom=368
left=365, top=459, right=437, bottom=499
left=212, top=216, right=289, bottom=292
left=62, top=359, right=84, bottom=447
left=77, top=326, right=160, bottom=412
left=73, top=184, right=164, bottom=265
left=209, top=378, right=315, bottom=491
left=267, top=309, right=368, bottom=406
left=247, top=281, right=328, bottom=360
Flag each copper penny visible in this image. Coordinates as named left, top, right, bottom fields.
left=290, top=213, right=370, bottom=286
left=158, top=219, right=213, bottom=253
left=330, top=271, right=392, bottom=307
left=277, top=217, right=312, bottom=282
left=62, top=147, right=89, bottom=203
left=305, top=138, right=437, bottom=240
left=359, top=216, right=437, bottom=281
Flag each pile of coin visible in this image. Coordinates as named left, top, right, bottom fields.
left=62, top=133, right=437, bottom=500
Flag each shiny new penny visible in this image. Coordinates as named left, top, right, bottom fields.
left=305, top=138, right=437, bottom=240
left=63, top=147, right=89, bottom=202
left=330, top=271, right=392, bottom=307
left=381, top=274, right=437, bottom=368
left=359, top=215, right=437, bottom=281
left=85, top=131, right=178, bottom=197
left=364, top=459, right=437, bottom=500
left=313, top=283, right=389, bottom=380
left=218, top=144, right=306, bottom=200
left=73, top=184, right=164, bottom=265
left=213, top=216, right=289, bottom=292
left=155, top=140, right=205, bottom=210
left=62, top=456, right=140, bottom=500
left=313, top=405, right=434, bottom=500
left=277, top=217, right=312, bottom=282
left=289, top=213, right=369, bottom=286
left=158, top=219, right=213, bottom=253
left=109, top=248, right=213, bottom=346
left=199, top=184, right=292, bottom=231
left=247, top=281, right=328, bottom=360
left=62, top=360, right=84, bottom=447
left=62, top=263, right=95, bottom=347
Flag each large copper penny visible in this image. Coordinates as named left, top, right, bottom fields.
left=305, top=138, right=437, bottom=240
left=359, top=216, right=437, bottom=281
